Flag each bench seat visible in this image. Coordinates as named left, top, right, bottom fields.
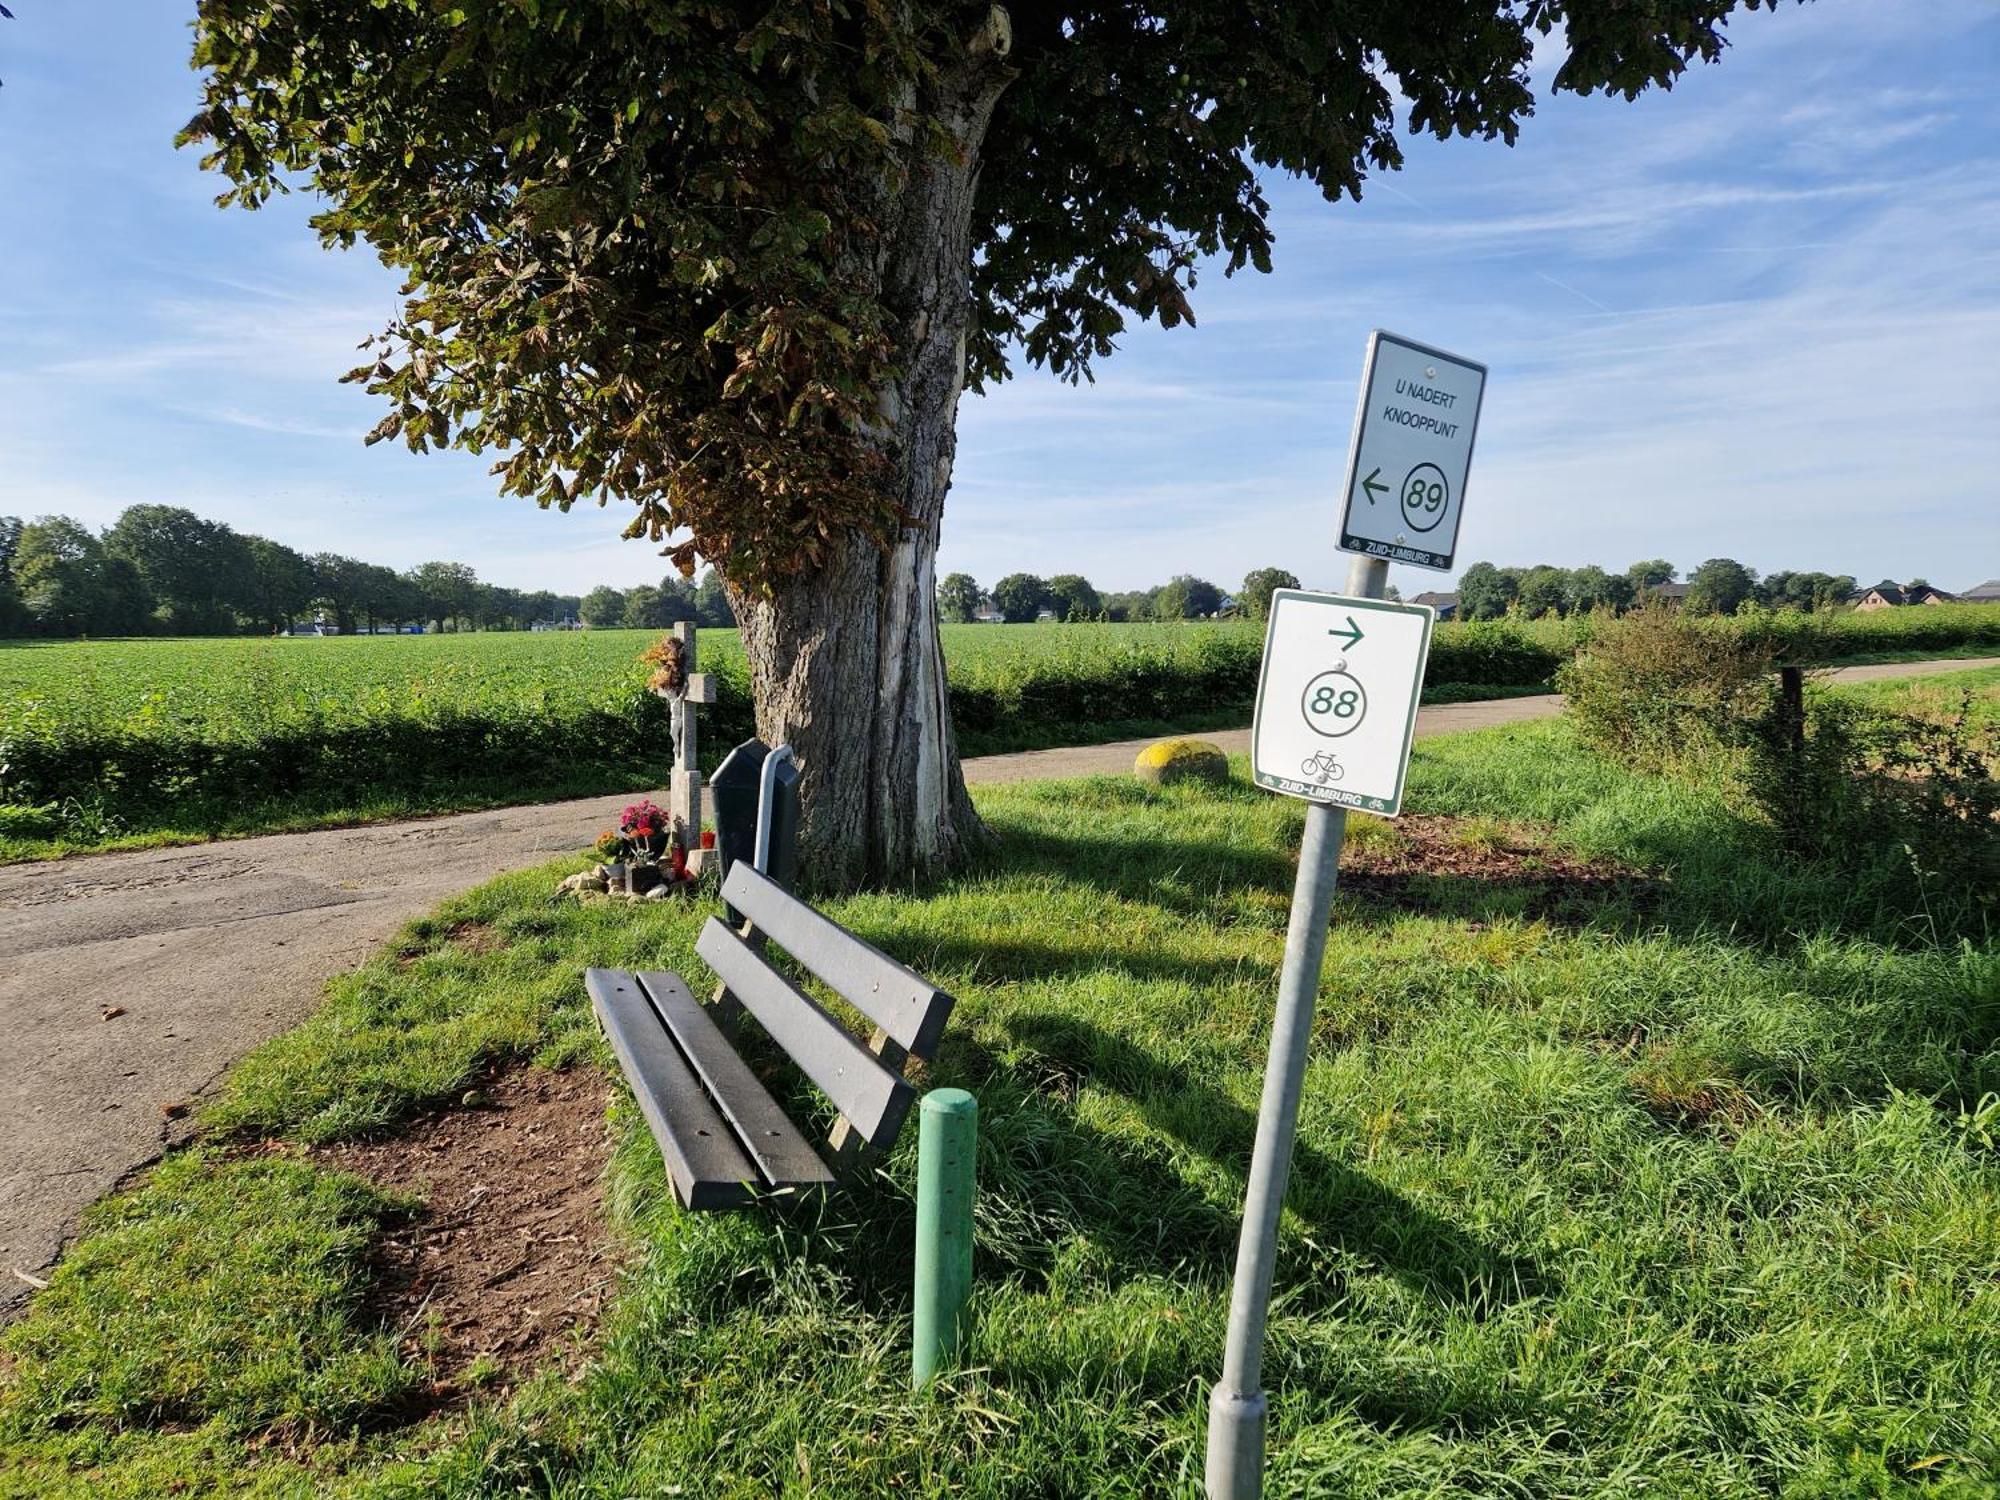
left=588, top=861, right=955, bottom=1210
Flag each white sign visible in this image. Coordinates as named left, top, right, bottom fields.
left=1251, top=590, right=1434, bottom=816
left=1336, top=330, right=1486, bottom=573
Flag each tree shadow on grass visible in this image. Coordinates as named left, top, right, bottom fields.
left=946, top=1015, right=1552, bottom=1321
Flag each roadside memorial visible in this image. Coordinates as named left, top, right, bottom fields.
left=643, top=620, right=719, bottom=875
left=1207, top=330, right=1479, bottom=1500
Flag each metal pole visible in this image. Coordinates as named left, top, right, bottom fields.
left=753, top=743, right=794, bottom=873
left=912, top=1087, right=978, bottom=1387
left=1206, top=555, right=1387, bottom=1500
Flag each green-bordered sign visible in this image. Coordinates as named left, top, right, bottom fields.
left=1251, top=589, right=1435, bottom=816
left=1336, top=330, right=1486, bottom=573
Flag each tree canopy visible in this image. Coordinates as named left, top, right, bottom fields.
left=183, top=0, right=1785, bottom=590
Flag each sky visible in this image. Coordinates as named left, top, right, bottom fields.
left=0, top=3, right=1995, bottom=599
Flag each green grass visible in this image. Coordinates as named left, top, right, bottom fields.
left=4, top=716, right=1996, bottom=1496
left=1828, top=663, right=1999, bottom=729
left=6, top=607, right=1995, bottom=861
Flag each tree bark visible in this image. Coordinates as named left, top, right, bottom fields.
left=733, top=11, right=1013, bottom=890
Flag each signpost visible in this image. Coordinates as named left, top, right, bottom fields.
left=1250, top=590, right=1435, bottom=816
left=1336, top=330, right=1486, bottom=573
left=1207, top=330, right=1474, bottom=1500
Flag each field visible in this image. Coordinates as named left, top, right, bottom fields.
left=3, top=604, right=1997, bottom=861
left=3, top=703, right=1994, bottom=1496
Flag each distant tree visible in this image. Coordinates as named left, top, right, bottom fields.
left=1240, top=567, right=1300, bottom=621
left=103, top=504, right=251, bottom=634
left=580, top=586, right=626, bottom=629
left=658, top=574, right=700, bottom=625
left=1101, top=590, right=1149, bottom=623
left=695, top=568, right=736, bottom=628
left=1565, top=564, right=1618, bottom=615
left=1685, top=557, right=1757, bottom=616
left=1515, top=565, right=1570, bottom=619
left=1456, top=561, right=1517, bottom=621
left=1046, top=573, right=1101, bottom=621
left=408, top=560, right=481, bottom=631
left=1154, top=574, right=1223, bottom=620
left=991, top=573, right=1049, bottom=624
left=1626, top=558, right=1678, bottom=594
left=938, top=572, right=983, bottom=624
left=0, top=515, right=24, bottom=635
left=15, top=516, right=149, bottom=635
left=620, top=584, right=668, bottom=629
left=356, top=563, right=410, bottom=632
left=1903, top=577, right=1933, bottom=598
left=1382, top=584, right=1402, bottom=602
left=240, top=535, right=316, bottom=633
left=309, top=553, right=366, bottom=633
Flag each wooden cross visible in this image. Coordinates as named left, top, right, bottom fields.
left=662, top=620, right=718, bottom=871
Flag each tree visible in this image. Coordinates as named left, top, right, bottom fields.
left=1101, top=590, right=1150, bottom=623
left=1046, top=573, right=1101, bottom=622
left=0, top=515, right=23, bottom=636
left=14, top=516, right=149, bottom=636
left=990, top=573, right=1048, bottom=625
left=103, top=504, right=250, bottom=634
left=408, top=560, right=480, bottom=631
left=1154, top=575, right=1224, bottom=620
left=1239, top=567, right=1300, bottom=621
left=187, top=1, right=1787, bottom=884
left=938, top=572, right=983, bottom=624
left=1626, top=558, right=1678, bottom=595
left=580, top=586, right=626, bottom=629
left=659, top=574, right=700, bottom=625
left=1685, top=557, right=1757, bottom=616
left=1565, top=564, right=1629, bottom=615
left=1516, top=565, right=1571, bottom=619
left=695, top=568, right=736, bottom=628
left=241, top=535, right=316, bottom=633
left=310, top=553, right=367, bottom=633
left=619, top=584, right=668, bottom=630
left=1455, top=561, right=1517, bottom=621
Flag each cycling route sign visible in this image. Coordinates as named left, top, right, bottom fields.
left=1336, top=330, right=1486, bottom=573
left=1250, top=589, right=1435, bottom=816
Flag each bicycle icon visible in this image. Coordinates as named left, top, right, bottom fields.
left=1300, top=751, right=1345, bottom=784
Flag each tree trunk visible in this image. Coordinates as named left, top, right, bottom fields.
left=733, top=11, right=1013, bottom=890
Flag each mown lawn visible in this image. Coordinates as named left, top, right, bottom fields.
left=2, top=717, right=1995, bottom=1497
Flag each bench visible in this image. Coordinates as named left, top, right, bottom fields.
left=587, top=859, right=956, bottom=1209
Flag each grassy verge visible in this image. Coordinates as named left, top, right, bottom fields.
left=4, top=719, right=1997, bottom=1496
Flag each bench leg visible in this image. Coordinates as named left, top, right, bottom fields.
left=829, top=1028, right=908, bottom=1164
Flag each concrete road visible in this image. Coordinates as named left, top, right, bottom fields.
left=2, top=655, right=1990, bottom=1311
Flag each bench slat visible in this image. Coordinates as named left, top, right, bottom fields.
left=696, top=918, right=916, bottom=1150
left=720, top=862, right=955, bottom=1060
left=635, top=970, right=836, bottom=1193
left=586, top=967, right=758, bottom=1210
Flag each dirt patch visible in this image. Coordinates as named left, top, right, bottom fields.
left=310, top=1063, right=621, bottom=1407
left=1335, top=814, right=1658, bottom=921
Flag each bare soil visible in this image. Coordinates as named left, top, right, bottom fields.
left=309, top=1063, right=621, bottom=1406
left=1336, top=813, right=1659, bottom=920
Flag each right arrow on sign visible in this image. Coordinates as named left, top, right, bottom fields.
left=1327, top=616, right=1365, bottom=649
left=1360, top=467, right=1387, bottom=504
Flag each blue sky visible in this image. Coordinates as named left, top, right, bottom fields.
left=1, top=2, right=1995, bottom=598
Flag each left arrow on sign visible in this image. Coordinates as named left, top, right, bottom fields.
left=1360, top=467, right=1387, bottom=504
left=1327, top=616, right=1365, bottom=649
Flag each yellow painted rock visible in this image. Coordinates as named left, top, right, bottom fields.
left=1133, top=737, right=1229, bottom=787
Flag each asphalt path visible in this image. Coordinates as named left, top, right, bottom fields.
left=2, top=656, right=1990, bottom=1310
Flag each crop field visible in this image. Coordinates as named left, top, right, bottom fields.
left=2, top=604, right=1996, bottom=860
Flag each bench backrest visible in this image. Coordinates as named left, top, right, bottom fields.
left=695, top=861, right=955, bottom=1155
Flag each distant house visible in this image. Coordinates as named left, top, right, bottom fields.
left=1849, top=580, right=1957, bottom=611
left=531, top=617, right=582, bottom=632
left=1411, top=590, right=1459, bottom=621
left=1960, top=578, right=2000, bottom=604
left=1646, top=581, right=1690, bottom=603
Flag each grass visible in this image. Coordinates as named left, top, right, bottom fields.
left=4, top=715, right=1996, bottom=1496
left=6, top=607, right=1993, bottom=862
left=1829, top=663, right=1999, bottom=729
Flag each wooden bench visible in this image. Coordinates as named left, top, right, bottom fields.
left=587, top=859, right=956, bottom=1209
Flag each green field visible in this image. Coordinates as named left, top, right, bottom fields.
left=3, top=710, right=1993, bottom=1496
left=3, top=605, right=1996, bottom=861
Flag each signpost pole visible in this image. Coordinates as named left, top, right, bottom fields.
left=1205, top=553, right=1388, bottom=1500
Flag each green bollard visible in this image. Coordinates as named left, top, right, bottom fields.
left=912, top=1087, right=978, bottom=1388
